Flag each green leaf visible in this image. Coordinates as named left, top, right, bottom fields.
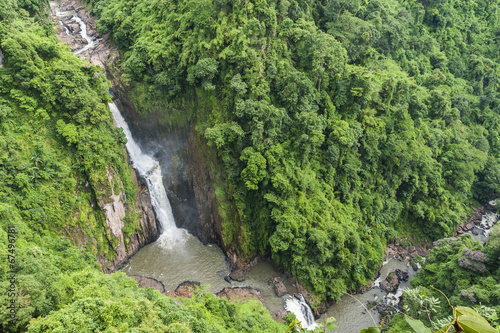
left=404, top=318, right=432, bottom=333
left=456, top=307, right=481, bottom=317
left=360, top=327, right=381, bottom=333
left=458, top=314, right=497, bottom=333
left=325, top=323, right=339, bottom=330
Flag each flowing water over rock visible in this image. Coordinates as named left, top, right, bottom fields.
left=284, top=295, right=319, bottom=331
left=325, top=258, right=415, bottom=333
left=108, top=103, right=186, bottom=249
left=466, top=210, right=499, bottom=244
left=52, top=4, right=99, bottom=55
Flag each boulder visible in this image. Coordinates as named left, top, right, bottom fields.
left=130, top=275, right=165, bottom=293
left=274, top=281, right=288, bottom=297
left=229, top=268, right=246, bottom=282
left=486, top=199, right=498, bottom=211
left=174, top=281, right=200, bottom=298
left=395, top=269, right=409, bottom=282
left=411, top=263, right=419, bottom=272
left=216, top=287, right=265, bottom=305
left=380, top=272, right=399, bottom=293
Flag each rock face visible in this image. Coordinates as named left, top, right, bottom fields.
left=380, top=272, right=400, bottom=293
left=97, top=166, right=158, bottom=272
left=51, top=0, right=159, bottom=273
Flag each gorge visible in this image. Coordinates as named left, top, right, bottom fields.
left=2, top=0, right=500, bottom=332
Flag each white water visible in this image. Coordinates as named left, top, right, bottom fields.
left=109, top=102, right=186, bottom=249
left=285, top=295, right=319, bottom=331
left=54, top=7, right=98, bottom=55
left=58, top=20, right=71, bottom=35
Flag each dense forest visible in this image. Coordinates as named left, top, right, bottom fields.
left=0, top=1, right=286, bottom=331
left=1, top=0, right=500, bottom=331
left=86, top=0, right=500, bottom=306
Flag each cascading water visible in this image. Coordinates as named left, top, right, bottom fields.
left=108, top=102, right=186, bottom=249
left=54, top=6, right=98, bottom=55
left=284, top=295, right=319, bottom=331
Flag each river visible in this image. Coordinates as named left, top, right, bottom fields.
left=49, top=2, right=499, bottom=331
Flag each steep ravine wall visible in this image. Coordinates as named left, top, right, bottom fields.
left=53, top=0, right=256, bottom=270
left=110, top=78, right=259, bottom=269
left=52, top=0, right=159, bottom=272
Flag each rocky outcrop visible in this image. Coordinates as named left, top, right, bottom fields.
left=273, top=277, right=288, bottom=297
left=51, top=0, right=119, bottom=68
left=216, top=287, right=266, bottom=305
left=51, top=0, right=159, bottom=273
left=379, top=269, right=409, bottom=293
left=379, top=272, right=399, bottom=293
left=395, top=269, right=409, bottom=282
left=96, top=165, right=158, bottom=273
left=165, top=281, right=201, bottom=298
left=130, top=275, right=165, bottom=293
left=291, top=280, right=331, bottom=316
left=386, top=240, right=430, bottom=261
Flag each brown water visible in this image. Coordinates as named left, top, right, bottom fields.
left=122, top=236, right=290, bottom=313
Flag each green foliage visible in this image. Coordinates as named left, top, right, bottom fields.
left=86, top=0, right=500, bottom=305
left=0, top=3, right=289, bottom=332
left=388, top=233, right=500, bottom=332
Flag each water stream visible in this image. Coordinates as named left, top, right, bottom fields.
left=51, top=2, right=98, bottom=55
left=50, top=4, right=500, bottom=331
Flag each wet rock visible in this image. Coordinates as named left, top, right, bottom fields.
left=395, top=269, right=409, bottom=282
left=224, top=275, right=232, bottom=283
left=274, top=281, right=288, bottom=297
left=130, top=275, right=165, bottom=293
left=216, top=287, right=265, bottom=305
left=66, top=22, right=81, bottom=34
left=411, top=262, right=419, bottom=271
left=472, top=229, right=479, bottom=235
left=94, top=166, right=158, bottom=273
left=165, top=281, right=200, bottom=299
left=229, top=268, right=246, bottom=282
left=380, top=272, right=399, bottom=293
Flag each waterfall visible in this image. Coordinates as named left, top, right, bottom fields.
left=284, top=294, right=319, bottom=331
left=108, top=102, right=186, bottom=249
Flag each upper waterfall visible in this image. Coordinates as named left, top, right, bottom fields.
left=109, top=102, right=186, bottom=249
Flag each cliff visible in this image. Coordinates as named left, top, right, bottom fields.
left=51, top=0, right=159, bottom=272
